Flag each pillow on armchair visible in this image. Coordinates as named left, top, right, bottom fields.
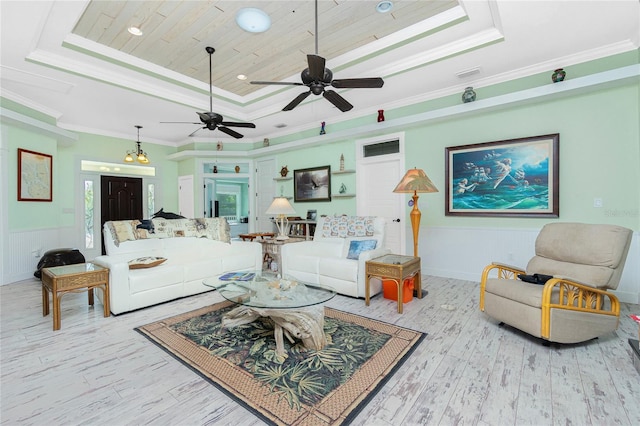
left=346, top=240, right=377, bottom=260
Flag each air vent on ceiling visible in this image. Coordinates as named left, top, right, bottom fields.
left=456, top=67, right=481, bottom=79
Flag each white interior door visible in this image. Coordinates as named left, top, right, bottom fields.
left=256, top=158, right=276, bottom=233
left=178, top=175, right=194, bottom=218
left=356, top=136, right=405, bottom=254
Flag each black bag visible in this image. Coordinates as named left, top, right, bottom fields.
left=517, top=273, right=553, bottom=285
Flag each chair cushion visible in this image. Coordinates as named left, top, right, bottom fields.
left=485, top=279, right=545, bottom=308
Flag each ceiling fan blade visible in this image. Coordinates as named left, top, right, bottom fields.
left=218, top=126, right=244, bottom=139
left=221, top=121, right=256, bottom=128
left=331, top=77, right=385, bottom=89
left=160, top=121, right=201, bottom=124
left=188, top=126, right=204, bottom=137
left=307, top=54, right=326, bottom=81
left=283, top=91, right=311, bottom=111
left=250, top=81, right=304, bottom=86
left=323, top=90, right=353, bottom=112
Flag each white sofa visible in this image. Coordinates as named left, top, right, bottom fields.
left=93, top=218, right=262, bottom=314
left=281, top=216, right=390, bottom=298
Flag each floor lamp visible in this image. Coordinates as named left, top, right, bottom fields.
left=266, top=197, right=296, bottom=240
left=393, top=168, right=439, bottom=258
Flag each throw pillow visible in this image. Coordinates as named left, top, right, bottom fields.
left=128, top=257, right=167, bottom=269
left=347, top=240, right=377, bottom=260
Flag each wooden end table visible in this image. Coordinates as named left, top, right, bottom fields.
left=41, top=263, right=110, bottom=331
left=365, top=254, right=421, bottom=314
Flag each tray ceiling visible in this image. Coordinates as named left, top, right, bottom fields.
left=72, top=0, right=458, bottom=97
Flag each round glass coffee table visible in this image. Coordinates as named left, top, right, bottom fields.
left=203, top=272, right=336, bottom=356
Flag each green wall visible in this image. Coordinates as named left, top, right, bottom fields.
left=256, top=81, right=639, bottom=231
left=404, top=83, right=640, bottom=230
left=5, top=125, right=59, bottom=230
left=3, top=120, right=179, bottom=231
left=276, top=139, right=359, bottom=218
left=3, top=55, right=639, bottom=234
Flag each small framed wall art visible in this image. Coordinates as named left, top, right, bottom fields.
left=18, top=148, right=53, bottom=202
left=445, top=134, right=559, bottom=217
left=294, top=166, right=331, bottom=202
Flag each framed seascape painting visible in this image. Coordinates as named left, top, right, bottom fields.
left=294, top=166, right=331, bottom=202
left=445, top=134, right=559, bottom=217
left=17, top=148, right=53, bottom=202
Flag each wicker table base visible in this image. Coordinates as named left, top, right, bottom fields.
left=42, top=263, right=109, bottom=331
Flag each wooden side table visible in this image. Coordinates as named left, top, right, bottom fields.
left=365, top=254, right=422, bottom=314
left=41, top=263, right=110, bottom=331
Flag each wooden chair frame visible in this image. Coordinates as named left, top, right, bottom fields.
left=480, top=262, right=620, bottom=340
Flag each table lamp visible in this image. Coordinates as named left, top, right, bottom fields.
left=393, top=168, right=438, bottom=257
left=266, top=197, right=296, bottom=240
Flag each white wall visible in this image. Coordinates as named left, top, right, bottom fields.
left=420, top=226, right=640, bottom=304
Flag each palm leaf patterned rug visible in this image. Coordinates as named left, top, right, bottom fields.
left=136, top=300, right=425, bottom=425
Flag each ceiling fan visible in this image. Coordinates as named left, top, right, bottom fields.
left=250, top=0, right=384, bottom=112
left=161, top=46, right=255, bottom=138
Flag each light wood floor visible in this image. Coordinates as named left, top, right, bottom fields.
left=1, top=276, right=639, bottom=426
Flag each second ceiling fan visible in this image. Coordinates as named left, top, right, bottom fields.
left=250, top=0, right=384, bottom=112
left=161, top=46, right=255, bottom=139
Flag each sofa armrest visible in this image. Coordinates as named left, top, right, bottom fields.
left=93, top=255, right=131, bottom=312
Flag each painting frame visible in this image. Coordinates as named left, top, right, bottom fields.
left=445, top=134, right=559, bottom=217
left=17, top=148, right=53, bottom=202
left=294, top=166, right=331, bottom=202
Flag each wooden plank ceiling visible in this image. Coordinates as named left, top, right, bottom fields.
left=72, top=1, right=458, bottom=96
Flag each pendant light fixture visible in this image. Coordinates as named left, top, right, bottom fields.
left=124, top=125, right=150, bottom=164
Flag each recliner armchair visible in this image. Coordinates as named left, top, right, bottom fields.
left=480, top=222, right=632, bottom=344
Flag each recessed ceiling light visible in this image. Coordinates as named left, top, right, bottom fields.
left=376, top=1, right=393, bottom=13
left=236, top=8, right=271, bottom=33
left=127, top=26, right=143, bottom=36
left=237, top=74, right=248, bottom=80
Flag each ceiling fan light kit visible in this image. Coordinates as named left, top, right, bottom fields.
left=250, top=0, right=384, bottom=112
left=160, top=47, right=255, bottom=139
left=236, top=8, right=271, bottom=33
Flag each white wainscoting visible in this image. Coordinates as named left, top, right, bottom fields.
left=4, top=225, right=639, bottom=305
left=2, top=226, right=79, bottom=285
left=420, top=226, right=640, bottom=304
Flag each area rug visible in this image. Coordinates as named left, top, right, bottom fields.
left=136, top=301, right=425, bottom=425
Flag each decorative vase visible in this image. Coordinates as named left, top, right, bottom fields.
left=552, top=68, right=566, bottom=83
left=462, top=87, right=476, bottom=103
left=377, top=109, right=385, bottom=122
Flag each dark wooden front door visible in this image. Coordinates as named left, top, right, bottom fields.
left=100, top=175, right=143, bottom=253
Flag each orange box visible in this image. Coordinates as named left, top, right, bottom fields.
left=382, top=277, right=414, bottom=303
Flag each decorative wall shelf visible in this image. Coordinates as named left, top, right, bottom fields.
left=332, top=169, right=355, bottom=175
left=332, top=194, right=356, bottom=198
left=274, top=177, right=292, bottom=181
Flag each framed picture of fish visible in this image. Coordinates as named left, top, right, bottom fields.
left=445, top=134, right=559, bottom=217
left=294, top=166, right=331, bottom=202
